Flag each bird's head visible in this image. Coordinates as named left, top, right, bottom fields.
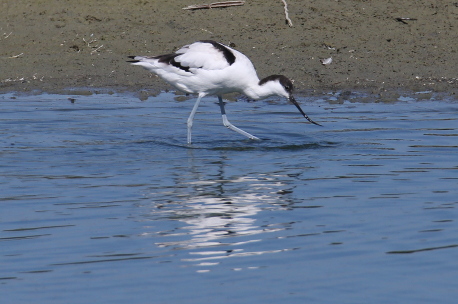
left=259, top=75, right=322, bottom=126
left=258, top=75, right=293, bottom=99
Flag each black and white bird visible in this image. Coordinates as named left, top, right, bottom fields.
left=128, top=40, right=320, bottom=144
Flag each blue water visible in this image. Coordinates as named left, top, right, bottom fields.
left=1, top=92, right=457, bottom=303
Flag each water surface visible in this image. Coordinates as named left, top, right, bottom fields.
left=1, top=92, right=457, bottom=303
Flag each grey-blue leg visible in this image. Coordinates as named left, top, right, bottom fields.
left=187, top=93, right=205, bottom=144
left=217, top=96, right=260, bottom=140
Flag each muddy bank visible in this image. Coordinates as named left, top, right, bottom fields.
left=1, top=0, right=457, bottom=98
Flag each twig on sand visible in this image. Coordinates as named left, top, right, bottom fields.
left=395, top=17, right=418, bottom=24
left=9, top=53, right=24, bottom=59
left=183, top=1, right=245, bottom=10
left=2, top=32, right=13, bottom=40
left=91, top=45, right=104, bottom=55
left=81, top=34, right=104, bottom=55
left=281, top=0, right=293, bottom=27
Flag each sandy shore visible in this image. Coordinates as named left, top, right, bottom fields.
left=1, top=1, right=457, bottom=98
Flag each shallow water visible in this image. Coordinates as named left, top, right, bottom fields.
left=1, top=92, right=457, bottom=303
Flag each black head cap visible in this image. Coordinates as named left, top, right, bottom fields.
left=259, top=75, right=294, bottom=94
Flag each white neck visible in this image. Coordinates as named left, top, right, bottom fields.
left=242, top=79, right=288, bottom=100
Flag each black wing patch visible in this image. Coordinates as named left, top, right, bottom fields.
left=154, top=53, right=191, bottom=72
left=199, top=40, right=236, bottom=65
left=127, top=55, right=191, bottom=72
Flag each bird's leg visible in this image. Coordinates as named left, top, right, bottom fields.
left=218, top=96, right=260, bottom=140
left=187, top=93, right=205, bottom=144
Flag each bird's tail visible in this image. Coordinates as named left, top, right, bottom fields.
left=127, top=56, right=140, bottom=63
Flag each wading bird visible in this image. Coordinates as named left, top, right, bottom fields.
left=128, top=40, right=320, bottom=144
